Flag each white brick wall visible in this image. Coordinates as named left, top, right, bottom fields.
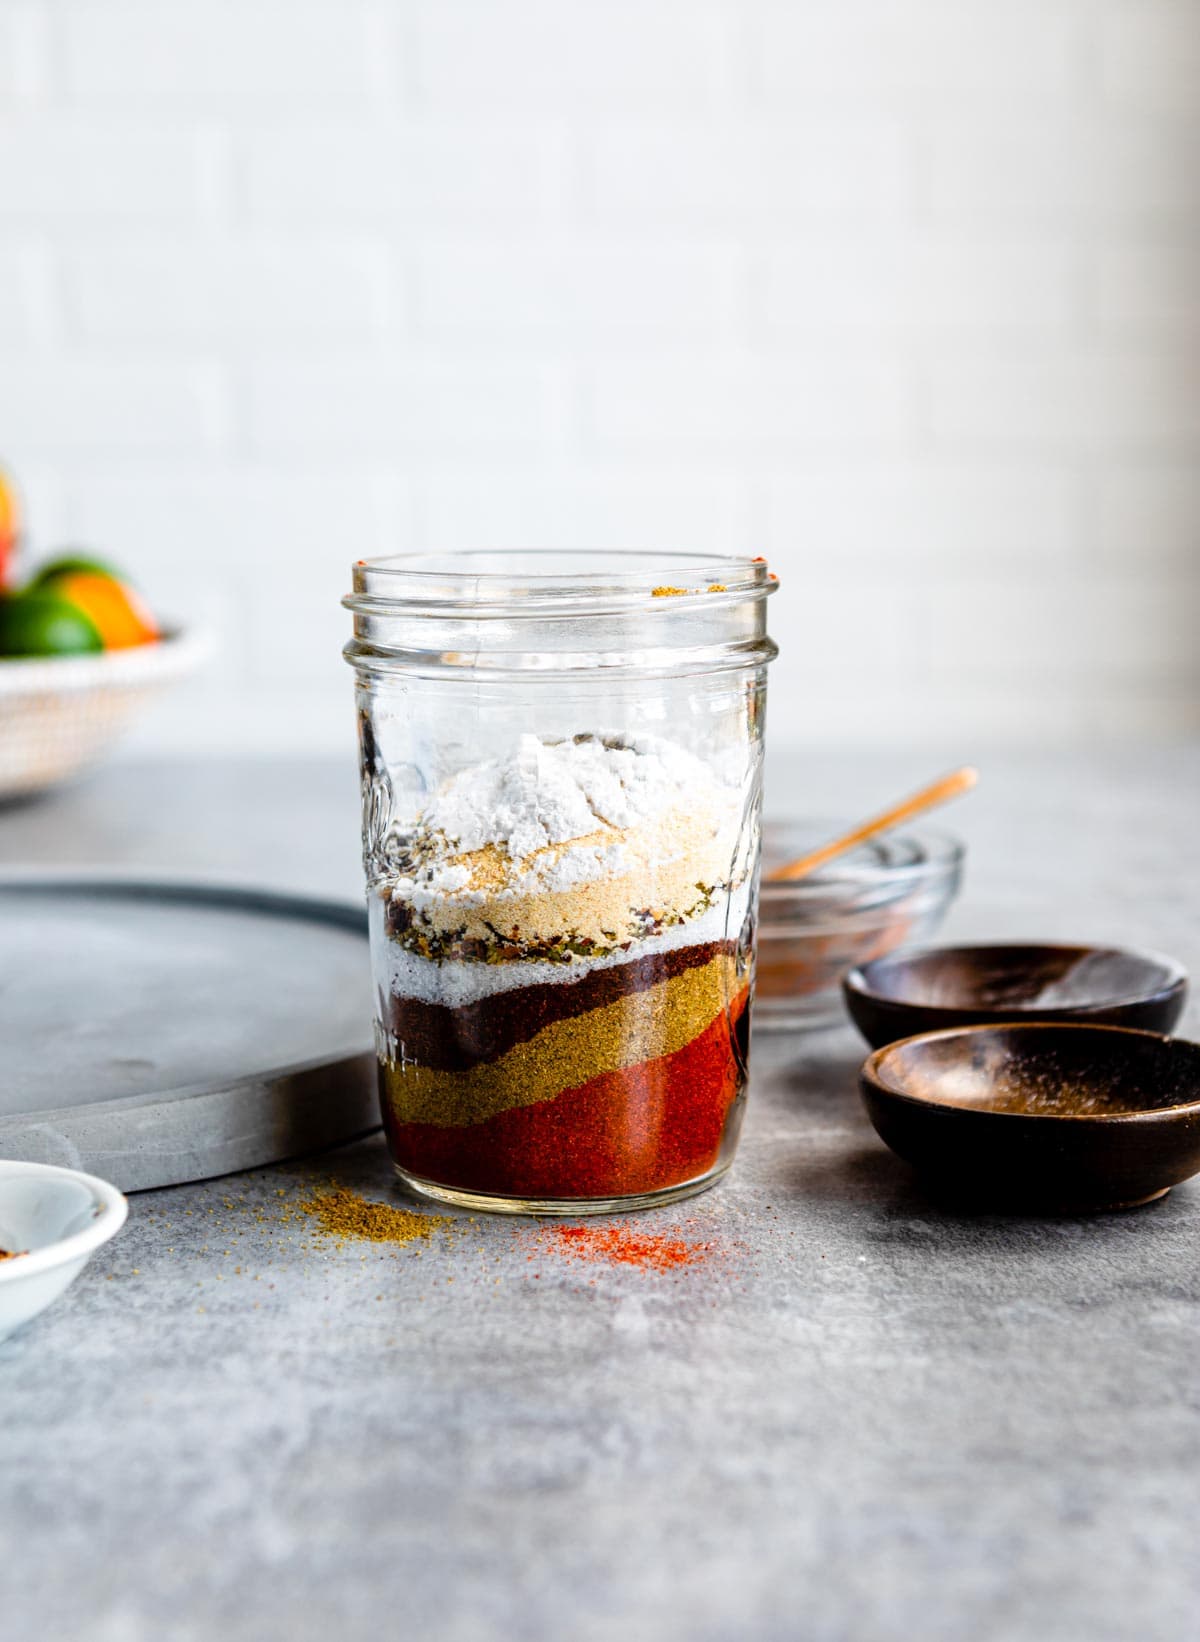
left=754, top=5, right=1083, bottom=101
left=0, top=0, right=1195, bottom=758
left=916, top=118, right=1200, bottom=227
left=0, top=361, right=227, bottom=454
left=0, top=122, right=211, bottom=220
left=1100, top=3, right=1200, bottom=113
left=66, top=242, right=392, bottom=343
left=411, top=2, right=735, bottom=106
left=587, top=121, right=907, bottom=223
left=60, top=5, right=385, bottom=107
left=927, top=355, right=1200, bottom=449
left=1094, top=247, right=1200, bottom=336
left=245, top=124, right=570, bottom=223
left=589, top=358, right=909, bottom=449
left=0, top=6, right=46, bottom=109
left=414, top=240, right=742, bottom=339
left=759, top=240, right=1076, bottom=334
left=244, top=361, right=558, bottom=455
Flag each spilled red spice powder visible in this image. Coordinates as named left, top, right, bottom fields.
left=545, top=1223, right=715, bottom=1273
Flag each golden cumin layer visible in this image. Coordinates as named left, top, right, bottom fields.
left=382, top=950, right=739, bottom=1129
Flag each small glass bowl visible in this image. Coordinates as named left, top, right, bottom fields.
left=755, top=823, right=965, bottom=1032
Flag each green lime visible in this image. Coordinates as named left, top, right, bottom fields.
left=0, top=592, right=104, bottom=657
left=29, top=552, right=124, bottom=589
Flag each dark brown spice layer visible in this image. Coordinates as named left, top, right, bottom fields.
left=383, top=938, right=730, bottom=1072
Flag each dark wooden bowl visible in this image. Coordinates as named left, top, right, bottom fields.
left=843, top=942, right=1188, bottom=1049
left=860, top=1023, right=1200, bottom=1212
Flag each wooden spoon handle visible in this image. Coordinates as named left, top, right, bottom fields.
left=767, top=765, right=978, bottom=884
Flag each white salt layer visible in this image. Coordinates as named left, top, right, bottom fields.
left=418, top=732, right=733, bottom=873
left=379, top=729, right=751, bottom=955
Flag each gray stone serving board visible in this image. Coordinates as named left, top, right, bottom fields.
left=0, top=875, right=379, bottom=1190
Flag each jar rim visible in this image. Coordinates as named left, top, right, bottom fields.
left=346, top=549, right=777, bottom=616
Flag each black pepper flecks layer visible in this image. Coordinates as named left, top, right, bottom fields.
left=381, top=938, right=732, bottom=1072
left=380, top=881, right=725, bottom=965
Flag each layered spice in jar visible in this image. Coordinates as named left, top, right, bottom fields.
left=345, top=549, right=778, bottom=1213
left=371, top=733, right=753, bottom=1206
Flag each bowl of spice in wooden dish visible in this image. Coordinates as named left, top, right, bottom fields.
left=755, top=823, right=964, bottom=1031
left=859, top=1022, right=1200, bottom=1213
left=843, top=942, right=1188, bottom=1049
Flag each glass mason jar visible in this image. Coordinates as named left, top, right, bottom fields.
left=343, top=551, right=778, bottom=1215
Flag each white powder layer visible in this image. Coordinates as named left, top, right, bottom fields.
left=372, top=877, right=753, bottom=1007
left=384, top=731, right=747, bottom=950
left=415, top=732, right=731, bottom=889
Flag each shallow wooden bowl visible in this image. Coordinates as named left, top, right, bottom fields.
left=860, top=1023, right=1200, bottom=1213
left=843, top=942, right=1188, bottom=1049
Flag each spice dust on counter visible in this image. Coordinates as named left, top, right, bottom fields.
left=535, top=1223, right=718, bottom=1274
left=301, top=1186, right=452, bottom=1248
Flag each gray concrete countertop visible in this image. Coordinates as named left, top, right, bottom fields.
left=3, top=745, right=1199, bottom=1642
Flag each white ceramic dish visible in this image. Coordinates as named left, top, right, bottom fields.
left=0, top=626, right=208, bottom=799
left=0, top=1160, right=128, bottom=1341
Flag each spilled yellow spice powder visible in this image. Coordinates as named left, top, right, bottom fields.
left=301, top=1186, right=450, bottom=1247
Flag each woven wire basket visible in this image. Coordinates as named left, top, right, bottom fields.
left=0, top=629, right=208, bottom=798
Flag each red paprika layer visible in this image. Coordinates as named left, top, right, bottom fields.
left=381, top=983, right=750, bottom=1199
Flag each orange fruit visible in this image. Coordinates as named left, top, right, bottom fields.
left=0, top=470, right=18, bottom=588
left=35, top=566, right=159, bottom=649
